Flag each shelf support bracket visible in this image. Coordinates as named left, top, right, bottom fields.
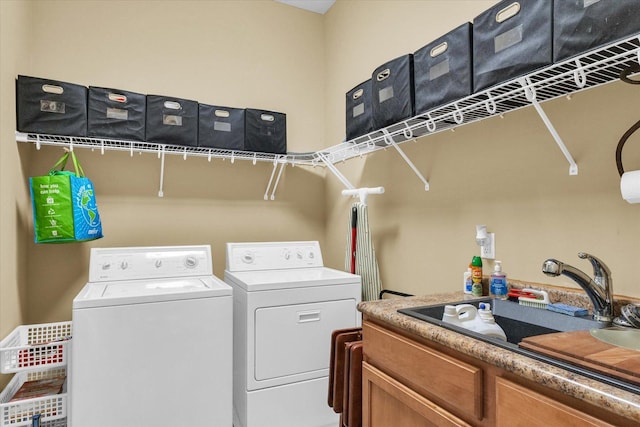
left=318, top=152, right=355, bottom=190
left=382, top=130, right=430, bottom=191
left=269, top=161, right=286, bottom=201
left=520, top=78, right=579, bottom=176
left=158, top=145, right=166, bottom=198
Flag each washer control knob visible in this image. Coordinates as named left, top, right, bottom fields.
left=308, top=251, right=315, bottom=259
left=283, top=250, right=291, bottom=260
left=155, top=260, right=163, bottom=268
left=120, top=261, right=128, bottom=270
left=242, top=252, right=254, bottom=264
left=184, top=256, right=198, bottom=268
left=296, top=250, right=303, bottom=260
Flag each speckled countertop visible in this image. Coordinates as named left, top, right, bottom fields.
left=358, top=289, right=640, bottom=423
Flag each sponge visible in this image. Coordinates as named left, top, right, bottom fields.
left=547, top=303, right=588, bottom=317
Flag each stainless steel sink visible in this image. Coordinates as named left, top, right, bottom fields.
left=399, top=297, right=608, bottom=347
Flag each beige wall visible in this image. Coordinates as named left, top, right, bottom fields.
left=6, top=0, right=328, bottom=328
left=2, top=0, right=640, bottom=379
left=1, top=0, right=32, bottom=342
left=324, top=1, right=640, bottom=298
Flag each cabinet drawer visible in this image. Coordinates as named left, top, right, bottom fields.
left=495, top=377, right=615, bottom=427
left=363, top=321, right=483, bottom=420
left=363, top=362, right=471, bottom=427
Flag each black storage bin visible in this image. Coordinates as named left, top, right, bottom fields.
left=16, top=75, right=87, bottom=137
left=414, top=22, right=473, bottom=114
left=472, top=0, right=553, bottom=92
left=145, top=95, right=198, bottom=146
left=371, top=54, right=415, bottom=130
left=554, top=0, right=640, bottom=62
left=244, top=109, right=286, bottom=154
left=345, top=79, right=374, bottom=141
left=88, top=87, right=146, bottom=141
left=198, top=104, right=245, bottom=150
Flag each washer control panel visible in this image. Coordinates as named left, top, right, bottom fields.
left=226, top=241, right=323, bottom=272
left=89, top=245, right=213, bottom=282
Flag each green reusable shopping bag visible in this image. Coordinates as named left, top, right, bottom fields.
left=29, top=151, right=103, bottom=243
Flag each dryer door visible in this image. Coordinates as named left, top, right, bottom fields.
left=254, top=299, right=356, bottom=382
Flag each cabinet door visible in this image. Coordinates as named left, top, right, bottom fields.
left=495, top=377, right=615, bottom=427
left=362, top=362, right=471, bottom=427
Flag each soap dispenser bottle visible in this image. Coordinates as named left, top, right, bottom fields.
left=490, top=260, right=508, bottom=299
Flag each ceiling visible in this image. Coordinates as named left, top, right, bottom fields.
left=275, top=0, right=336, bottom=14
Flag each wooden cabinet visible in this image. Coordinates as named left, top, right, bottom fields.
left=495, top=377, right=615, bottom=427
left=362, top=319, right=632, bottom=427
left=362, top=362, right=471, bottom=427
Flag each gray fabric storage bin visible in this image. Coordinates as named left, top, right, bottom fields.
left=414, top=22, right=473, bottom=114
left=88, top=87, right=146, bottom=141
left=371, top=54, right=415, bottom=130
left=198, top=104, right=244, bottom=150
left=145, top=95, right=198, bottom=146
left=16, top=75, right=88, bottom=137
left=345, top=79, right=375, bottom=141
left=244, top=109, right=286, bottom=154
left=554, top=0, right=640, bottom=62
left=472, top=0, right=553, bottom=92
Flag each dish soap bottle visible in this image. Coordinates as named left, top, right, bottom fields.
left=463, top=267, right=473, bottom=295
left=490, top=260, right=508, bottom=299
left=471, top=256, right=483, bottom=297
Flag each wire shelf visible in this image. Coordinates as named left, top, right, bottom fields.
left=16, top=34, right=640, bottom=170
left=15, top=133, right=318, bottom=167
left=322, top=33, right=640, bottom=164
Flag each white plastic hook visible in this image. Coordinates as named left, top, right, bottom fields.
left=208, top=150, right=212, bottom=162
left=35, top=135, right=41, bottom=150
left=452, top=103, right=464, bottom=124
left=403, top=122, right=414, bottom=139
left=69, top=138, right=74, bottom=152
left=485, top=92, right=497, bottom=114
left=100, top=140, right=105, bottom=155
left=426, top=113, right=436, bottom=132
left=231, top=151, right=235, bottom=164
left=573, top=59, right=587, bottom=88
left=521, top=77, right=536, bottom=102
left=183, top=148, right=187, bottom=160
left=130, top=142, right=134, bottom=157
left=253, top=153, right=257, bottom=165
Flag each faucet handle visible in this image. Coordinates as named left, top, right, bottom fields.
left=578, top=252, right=611, bottom=285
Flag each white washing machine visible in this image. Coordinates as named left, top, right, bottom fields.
left=224, top=241, right=361, bottom=427
left=70, top=245, right=233, bottom=427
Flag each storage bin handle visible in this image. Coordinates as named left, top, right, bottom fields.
left=352, top=88, right=364, bottom=100
left=41, top=84, right=63, bottom=95
left=430, top=41, right=448, bottom=58
left=215, top=109, right=230, bottom=118
left=108, top=93, right=127, bottom=103
left=261, top=114, right=275, bottom=122
left=376, top=68, right=391, bottom=82
left=163, top=100, right=182, bottom=110
left=496, top=2, right=520, bottom=23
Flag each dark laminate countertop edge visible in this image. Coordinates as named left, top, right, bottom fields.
left=358, top=292, right=640, bottom=423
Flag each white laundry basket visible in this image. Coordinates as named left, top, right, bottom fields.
left=0, top=322, right=72, bottom=374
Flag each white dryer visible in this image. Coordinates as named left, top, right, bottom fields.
left=70, top=245, right=232, bottom=427
left=224, top=241, right=361, bottom=427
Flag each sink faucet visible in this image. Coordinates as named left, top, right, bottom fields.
left=541, top=253, right=613, bottom=322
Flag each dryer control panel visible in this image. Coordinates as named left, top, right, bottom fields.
left=226, top=241, right=324, bottom=272
left=89, top=245, right=213, bottom=282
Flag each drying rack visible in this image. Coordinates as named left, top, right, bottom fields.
left=16, top=33, right=640, bottom=196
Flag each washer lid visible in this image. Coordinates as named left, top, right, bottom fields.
left=73, top=276, right=232, bottom=309
left=224, top=267, right=360, bottom=291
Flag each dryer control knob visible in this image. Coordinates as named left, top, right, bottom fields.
left=120, top=261, right=128, bottom=270
left=155, top=260, right=163, bottom=268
